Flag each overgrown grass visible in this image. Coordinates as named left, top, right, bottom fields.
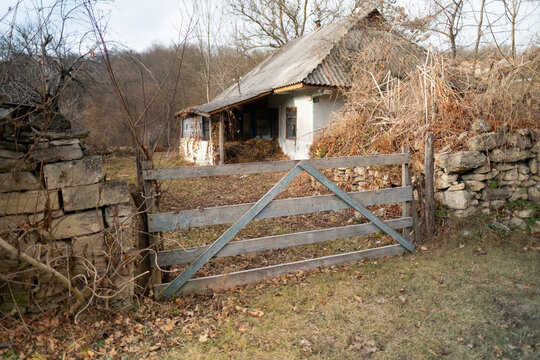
left=161, top=219, right=538, bottom=359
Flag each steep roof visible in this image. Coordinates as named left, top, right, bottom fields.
left=186, top=9, right=422, bottom=115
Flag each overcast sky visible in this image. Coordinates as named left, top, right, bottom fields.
left=1, top=0, right=538, bottom=53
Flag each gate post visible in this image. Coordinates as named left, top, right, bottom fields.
left=402, top=146, right=420, bottom=242
left=142, top=159, right=162, bottom=290
left=424, top=134, right=435, bottom=236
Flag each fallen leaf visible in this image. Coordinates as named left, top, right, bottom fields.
left=459, top=244, right=465, bottom=248
left=248, top=309, right=264, bottom=317
left=198, top=333, right=209, bottom=343
left=161, top=324, right=174, bottom=332
left=299, top=339, right=312, bottom=348
left=320, top=299, right=327, bottom=305
left=238, top=324, right=249, bottom=333
left=419, top=307, right=427, bottom=312
left=353, top=295, right=363, bottom=303
left=420, top=246, right=428, bottom=251
left=364, top=340, right=379, bottom=353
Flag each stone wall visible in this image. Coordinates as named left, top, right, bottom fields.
left=331, top=120, right=539, bottom=231
left=435, top=121, right=539, bottom=229
left=0, top=110, right=135, bottom=313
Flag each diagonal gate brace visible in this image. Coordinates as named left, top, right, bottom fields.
left=156, top=164, right=303, bottom=300
left=298, top=161, right=415, bottom=253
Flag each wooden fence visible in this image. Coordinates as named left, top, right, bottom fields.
left=143, top=149, right=419, bottom=300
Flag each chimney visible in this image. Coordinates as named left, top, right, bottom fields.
left=315, top=19, right=321, bottom=29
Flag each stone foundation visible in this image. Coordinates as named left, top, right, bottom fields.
left=0, top=108, right=135, bottom=314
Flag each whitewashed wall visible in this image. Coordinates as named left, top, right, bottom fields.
left=179, top=138, right=214, bottom=165
left=278, top=92, right=345, bottom=160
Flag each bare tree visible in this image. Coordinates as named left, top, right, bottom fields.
left=227, top=0, right=360, bottom=49
left=428, top=0, right=466, bottom=59
left=473, top=0, right=487, bottom=60
left=0, top=0, right=96, bottom=112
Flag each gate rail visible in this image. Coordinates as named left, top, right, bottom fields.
left=143, top=150, right=419, bottom=299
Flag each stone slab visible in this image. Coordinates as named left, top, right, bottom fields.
left=50, top=138, right=80, bottom=146
left=489, top=148, right=532, bottom=163
left=481, top=187, right=513, bottom=201
left=0, top=149, right=24, bottom=159
left=31, top=144, right=83, bottom=164
left=0, top=190, right=60, bottom=216
left=43, top=129, right=89, bottom=140
left=62, top=180, right=130, bottom=212
left=466, top=132, right=504, bottom=151
left=50, top=210, right=104, bottom=239
left=0, top=210, right=63, bottom=232
left=43, top=156, right=104, bottom=189
left=105, top=204, right=133, bottom=227
left=72, top=233, right=106, bottom=257
left=442, top=190, right=472, bottom=210
left=0, top=171, right=42, bottom=193
left=436, top=151, right=486, bottom=173
left=0, top=158, right=36, bottom=173
left=505, top=133, right=532, bottom=149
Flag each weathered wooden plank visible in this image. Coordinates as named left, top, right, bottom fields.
left=298, top=161, right=415, bottom=252
left=148, top=186, right=413, bottom=232
left=401, top=146, right=411, bottom=242
left=154, top=244, right=406, bottom=297
left=154, top=217, right=412, bottom=267
left=143, top=153, right=410, bottom=180
left=424, top=134, right=435, bottom=236
left=156, top=165, right=303, bottom=300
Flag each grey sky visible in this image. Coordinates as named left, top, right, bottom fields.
left=1, top=0, right=538, bottom=53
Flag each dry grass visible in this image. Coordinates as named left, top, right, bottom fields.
left=311, top=48, right=540, bottom=162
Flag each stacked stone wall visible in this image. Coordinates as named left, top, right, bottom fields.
left=0, top=111, right=135, bottom=313
left=434, top=121, right=538, bottom=229
left=331, top=120, right=539, bottom=231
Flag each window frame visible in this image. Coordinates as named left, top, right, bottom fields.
left=285, top=107, right=297, bottom=140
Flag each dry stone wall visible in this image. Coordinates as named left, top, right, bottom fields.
left=331, top=120, right=539, bottom=231
left=0, top=111, right=135, bottom=313
left=435, top=121, right=539, bottom=230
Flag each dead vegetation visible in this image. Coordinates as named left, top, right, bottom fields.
left=310, top=47, right=540, bottom=161
left=223, top=138, right=288, bottom=163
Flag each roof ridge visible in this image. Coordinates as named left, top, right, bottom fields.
left=302, top=9, right=377, bottom=85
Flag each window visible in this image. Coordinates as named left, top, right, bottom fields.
left=255, top=110, right=269, bottom=136
left=286, top=107, right=297, bottom=139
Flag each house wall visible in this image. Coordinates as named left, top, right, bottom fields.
left=312, top=93, right=346, bottom=134
left=179, top=138, right=214, bottom=165
left=278, top=91, right=345, bottom=160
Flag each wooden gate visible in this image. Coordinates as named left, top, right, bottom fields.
left=142, top=149, right=419, bottom=300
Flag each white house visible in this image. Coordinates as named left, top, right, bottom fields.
left=177, top=9, right=422, bottom=165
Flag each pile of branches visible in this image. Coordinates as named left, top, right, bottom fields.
left=310, top=46, right=540, bottom=161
